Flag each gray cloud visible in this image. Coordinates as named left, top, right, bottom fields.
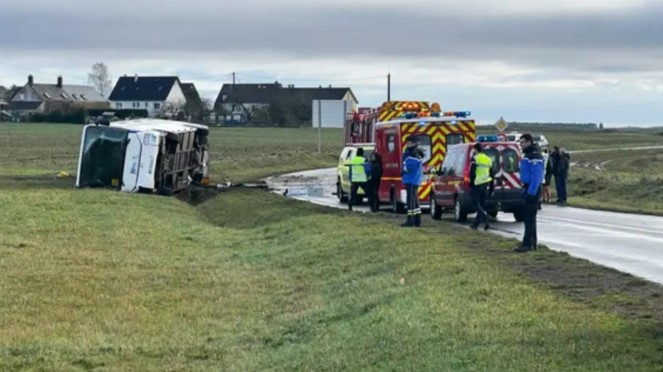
left=1, top=1, right=662, bottom=74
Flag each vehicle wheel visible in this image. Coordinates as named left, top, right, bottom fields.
left=391, top=189, right=405, bottom=213
left=488, top=210, right=498, bottom=218
left=430, top=195, right=442, bottom=220
left=337, top=178, right=348, bottom=203
left=454, top=198, right=468, bottom=223
left=513, top=209, right=525, bottom=222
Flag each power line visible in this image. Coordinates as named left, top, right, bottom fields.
left=237, top=72, right=387, bottom=83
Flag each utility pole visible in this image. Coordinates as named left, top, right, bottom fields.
left=387, top=73, right=391, bottom=102
left=317, top=100, right=322, bottom=153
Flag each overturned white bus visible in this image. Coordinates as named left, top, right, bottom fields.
left=75, top=119, right=210, bottom=195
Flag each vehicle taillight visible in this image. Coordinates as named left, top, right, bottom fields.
left=462, top=166, right=471, bottom=190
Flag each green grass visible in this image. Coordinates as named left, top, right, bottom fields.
left=2, top=123, right=663, bottom=370
left=566, top=149, right=663, bottom=214
left=478, top=126, right=663, bottom=151
left=0, top=123, right=343, bottom=183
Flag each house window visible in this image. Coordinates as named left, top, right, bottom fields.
left=145, top=102, right=149, bottom=108
left=43, top=92, right=52, bottom=100
left=115, top=103, right=123, bottom=109
left=133, top=102, right=140, bottom=108
left=154, top=103, right=161, bottom=109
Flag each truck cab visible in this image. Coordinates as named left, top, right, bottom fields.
left=76, top=119, right=210, bottom=195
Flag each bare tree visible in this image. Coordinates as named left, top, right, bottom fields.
left=87, top=62, right=113, bottom=98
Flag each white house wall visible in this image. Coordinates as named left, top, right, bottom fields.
left=166, top=82, right=187, bottom=106
left=342, top=91, right=358, bottom=112
left=112, top=101, right=167, bottom=117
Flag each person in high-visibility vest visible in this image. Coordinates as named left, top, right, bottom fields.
left=348, top=148, right=370, bottom=211
left=469, top=143, right=494, bottom=230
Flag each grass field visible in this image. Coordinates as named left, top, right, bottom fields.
left=0, top=123, right=344, bottom=184
left=2, top=123, right=663, bottom=370
left=567, top=148, right=663, bottom=214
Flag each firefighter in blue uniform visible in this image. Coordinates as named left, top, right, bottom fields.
left=516, top=133, right=544, bottom=253
left=401, top=137, right=424, bottom=227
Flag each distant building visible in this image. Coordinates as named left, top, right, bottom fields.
left=214, top=82, right=357, bottom=126
left=0, top=85, right=8, bottom=110
left=8, top=75, right=109, bottom=118
left=109, top=76, right=190, bottom=118
left=180, top=82, right=206, bottom=122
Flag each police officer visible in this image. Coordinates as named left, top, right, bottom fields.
left=516, top=134, right=544, bottom=253
left=401, top=138, right=424, bottom=227
left=469, top=143, right=493, bottom=231
left=348, top=148, right=369, bottom=211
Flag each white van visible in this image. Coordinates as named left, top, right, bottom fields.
left=76, top=119, right=210, bottom=195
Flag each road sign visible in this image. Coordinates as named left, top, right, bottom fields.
left=495, top=117, right=508, bottom=132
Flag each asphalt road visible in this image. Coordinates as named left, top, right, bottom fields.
left=266, top=168, right=663, bottom=285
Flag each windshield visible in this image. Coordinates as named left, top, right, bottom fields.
left=483, top=148, right=501, bottom=174
left=78, top=126, right=128, bottom=188
left=409, top=134, right=432, bottom=163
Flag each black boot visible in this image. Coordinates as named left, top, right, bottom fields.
left=414, top=214, right=421, bottom=227
left=401, top=215, right=414, bottom=227
left=514, top=246, right=532, bottom=253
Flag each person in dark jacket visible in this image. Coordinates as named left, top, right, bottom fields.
left=555, top=148, right=570, bottom=206
left=515, top=134, right=544, bottom=253
left=543, top=151, right=553, bottom=203
left=401, top=138, right=424, bottom=227
left=367, top=152, right=383, bottom=212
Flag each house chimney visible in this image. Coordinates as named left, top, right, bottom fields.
left=328, top=84, right=332, bottom=88
left=28, top=75, right=34, bottom=86
left=57, top=76, right=63, bottom=88
left=134, top=74, right=138, bottom=83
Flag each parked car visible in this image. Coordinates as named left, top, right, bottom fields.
left=336, top=143, right=374, bottom=203
left=430, top=141, right=525, bottom=222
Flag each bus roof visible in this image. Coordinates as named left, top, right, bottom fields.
left=110, top=118, right=209, bottom=134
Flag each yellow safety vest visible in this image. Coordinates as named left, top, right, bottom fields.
left=350, top=156, right=367, bottom=182
left=474, top=153, right=493, bottom=186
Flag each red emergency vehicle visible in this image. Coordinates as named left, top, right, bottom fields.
left=353, top=101, right=477, bottom=212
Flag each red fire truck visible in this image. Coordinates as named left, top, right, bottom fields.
left=346, top=101, right=477, bottom=212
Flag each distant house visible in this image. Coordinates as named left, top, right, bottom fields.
left=180, top=83, right=206, bottom=122
left=214, top=82, right=358, bottom=126
left=0, top=86, right=8, bottom=110
left=8, top=75, right=109, bottom=118
left=109, top=76, right=190, bottom=118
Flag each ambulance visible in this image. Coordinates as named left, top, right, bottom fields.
left=367, top=101, right=477, bottom=212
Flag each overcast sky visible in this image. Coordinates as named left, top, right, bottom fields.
left=2, top=0, right=663, bottom=126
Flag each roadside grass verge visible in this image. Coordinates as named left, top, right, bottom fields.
left=2, top=186, right=663, bottom=370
